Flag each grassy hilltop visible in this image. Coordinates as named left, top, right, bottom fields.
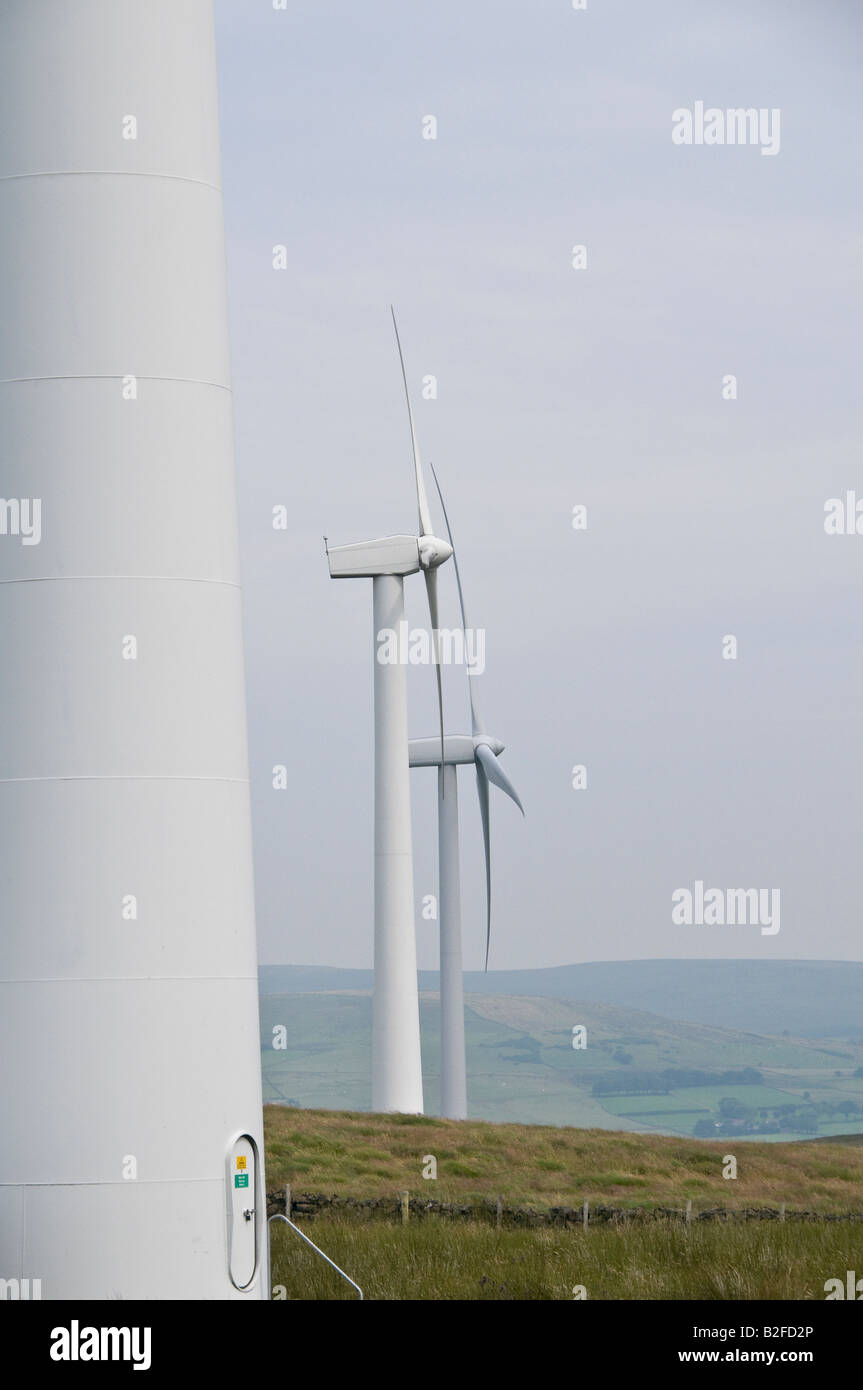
left=264, top=1105, right=863, bottom=1213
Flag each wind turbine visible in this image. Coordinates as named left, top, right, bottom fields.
left=409, top=466, right=524, bottom=1119
left=326, top=311, right=452, bottom=1114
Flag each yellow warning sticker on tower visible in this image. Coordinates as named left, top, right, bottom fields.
left=236, top=1156, right=247, bottom=1170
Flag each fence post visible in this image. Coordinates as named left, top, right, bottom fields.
left=496, top=1195, right=503, bottom=1229
left=685, top=1199, right=692, bottom=1226
left=779, top=1203, right=786, bottom=1224
left=285, top=1184, right=292, bottom=1221
left=583, top=1200, right=589, bottom=1232
left=401, top=1190, right=410, bottom=1226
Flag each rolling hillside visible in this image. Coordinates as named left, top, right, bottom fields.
left=260, top=989, right=863, bottom=1137
left=260, top=959, right=863, bottom=1037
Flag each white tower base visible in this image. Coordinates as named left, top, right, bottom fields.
left=372, top=575, right=424, bottom=1113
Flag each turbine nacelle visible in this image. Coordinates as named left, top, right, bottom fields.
left=325, top=532, right=453, bottom=581
left=326, top=534, right=425, bottom=579
left=409, top=733, right=504, bottom=767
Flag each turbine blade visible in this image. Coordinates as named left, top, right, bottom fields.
left=429, top=462, right=468, bottom=628
left=391, top=306, right=433, bottom=536
left=429, top=461, right=483, bottom=738
left=424, top=565, right=446, bottom=774
left=475, top=742, right=525, bottom=815
left=475, top=758, right=492, bottom=971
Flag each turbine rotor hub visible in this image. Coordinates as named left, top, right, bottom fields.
left=418, top=534, right=453, bottom=570
left=473, top=734, right=505, bottom=756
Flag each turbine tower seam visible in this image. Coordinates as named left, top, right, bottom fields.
left=0, top=1178, right=242, bottom=1190
left=0, top=577, right=243, bottom=587
left=0, top=775, right=251, bottom=785
left=0, top=171, right=222, bottom=193
left=1, top=977, right=260, bottom=987
left=0, top=375, right=232, bottom=391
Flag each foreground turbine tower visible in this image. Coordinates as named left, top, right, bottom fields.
left=409, top=468, right=523, bottom=1119
left=0, top=2, right=267, bottom=1298
left=326, top=313, right=452, bottom=1114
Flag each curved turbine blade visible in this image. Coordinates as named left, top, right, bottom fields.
left=424, top=565, right=446, bottom=773
left=475, top=742, right=525, bottom=815
left=429, top=461, right=483, bottom=738
left=429, top=461, right=468, bottom=628
left=475, top=757, right=492, bottom=971
left=391, top=307, right=433, bottom=537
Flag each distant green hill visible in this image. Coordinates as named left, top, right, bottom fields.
left=260, top=960, right=863, bottom=1038
left=260, top=989, right=863, bottom=1137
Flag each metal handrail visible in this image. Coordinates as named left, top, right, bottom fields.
left=268, top=1213, right=364, bottom=1300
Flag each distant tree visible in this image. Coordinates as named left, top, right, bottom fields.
left=662, top=1068, right=712, bottom=1087
left=693, top=1119, right=716, bottom=1137
left=718, top=1097, right=748, bottom=1119
left=719, top=1068, right=763, bottom=1086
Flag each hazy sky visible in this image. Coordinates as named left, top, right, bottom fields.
left=212, top=0, right=863, bottom=970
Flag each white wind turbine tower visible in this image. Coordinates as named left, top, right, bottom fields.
left=409, top=467, right=524, bottom=1119
left=326, top=311, right=452, bottom=1114
left=0, top=0, right=267, bottom=1299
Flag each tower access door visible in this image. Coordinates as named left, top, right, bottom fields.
left=227, top=1134, right=258, bottom=1289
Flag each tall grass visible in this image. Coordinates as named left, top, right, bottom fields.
left=269, top=1217, right=859, bottom=1301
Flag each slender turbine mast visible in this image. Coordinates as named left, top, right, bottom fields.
left=326, top=313, right=451, bottom=1113
left=0, top=1, right=266, bottom=1297
left=409, top=467, right=524, bottom=1119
